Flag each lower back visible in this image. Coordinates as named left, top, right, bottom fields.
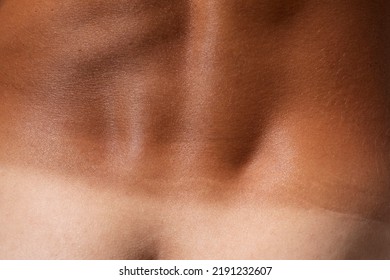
left=0, top=0, right=389, bottom=259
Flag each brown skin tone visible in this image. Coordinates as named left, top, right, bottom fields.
left=0, top=0, right=389, bottom=259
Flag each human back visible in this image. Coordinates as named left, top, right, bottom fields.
left=0, top=0, right=389, bottom=259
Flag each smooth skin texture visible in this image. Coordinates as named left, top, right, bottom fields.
left=0, top=0, right=389, bottom=259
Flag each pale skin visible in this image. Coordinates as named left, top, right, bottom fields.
left=0, top=0, right=389, bottom=259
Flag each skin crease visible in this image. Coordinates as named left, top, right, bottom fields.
left=0, top=0, right=389, bottom=259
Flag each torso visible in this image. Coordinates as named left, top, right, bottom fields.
left=0, top=0, right=389, bottom=259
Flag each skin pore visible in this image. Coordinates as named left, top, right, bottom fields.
left=0, top=0, right=389, bottom=259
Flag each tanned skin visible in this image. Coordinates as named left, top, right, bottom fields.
left=0, top=0, right=389, bottom=259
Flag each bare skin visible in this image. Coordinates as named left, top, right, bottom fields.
left=0, top=0, right=389, bottom=259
